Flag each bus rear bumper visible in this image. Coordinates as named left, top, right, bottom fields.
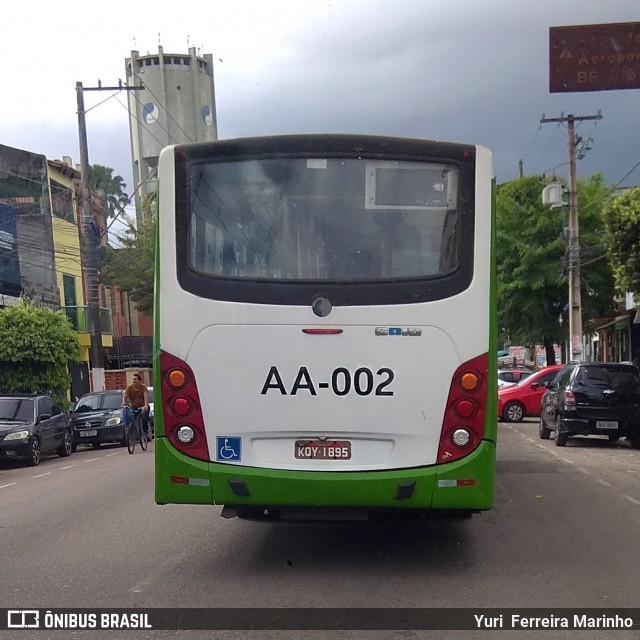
left=155, top=437, right=495, bottom=515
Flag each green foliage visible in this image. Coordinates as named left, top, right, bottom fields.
left=101, top=192, right=156, bottom=313
left=497, top=174, right=616, bottom=356
left=89, top=164, right=129, bottom=219
left=0, top=301, right=82, bottom=408
left=602, top=187, right=640, bottom=300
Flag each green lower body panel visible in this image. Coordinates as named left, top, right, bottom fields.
left=155, top=437, right=495, bottom=512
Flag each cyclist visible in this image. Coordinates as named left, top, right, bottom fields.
left=122, top=373, right=151, bottom=440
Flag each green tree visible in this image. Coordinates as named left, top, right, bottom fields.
left=100, top=192, right=156, bottom=313
left=602, top=186, right=640, bottom=300
left=0, top=301, right=82, bottom=408
left=497, top=174, right=616, bottom=364
left=89, top=164, right=128, bottom=219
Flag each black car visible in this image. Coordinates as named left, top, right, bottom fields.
left=540, top=362, right=640, bottom=448
left=70, top=390, right=127, bottom=451
left=0, top=394, right=73, bottom=466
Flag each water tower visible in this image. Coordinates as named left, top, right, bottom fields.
left=125, top=46, right=218, bottom=220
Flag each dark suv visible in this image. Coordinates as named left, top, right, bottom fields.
left=70, top=390, right=127, bottom=451
left=0, top=394, right=73, bottom=466
left=540, top=362, right=640, bottom=447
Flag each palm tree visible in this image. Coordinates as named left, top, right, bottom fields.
left=89, top=165, right=129, bottom=219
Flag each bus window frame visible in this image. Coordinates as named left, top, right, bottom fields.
left=174, top=134, right=477, bottom=307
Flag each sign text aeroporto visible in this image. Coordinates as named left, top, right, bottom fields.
left=550, top=22, right=640, bottom=93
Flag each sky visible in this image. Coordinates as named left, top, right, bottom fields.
left=2, top=0, right=640, bottom=224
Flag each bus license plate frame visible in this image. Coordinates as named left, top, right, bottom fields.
left=295, top=439, right=352, bottom=460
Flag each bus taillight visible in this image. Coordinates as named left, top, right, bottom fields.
left=160, top=350, right=210, bottom=461
left=437, top=353, right=488, bottom=464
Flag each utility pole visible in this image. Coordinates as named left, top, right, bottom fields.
left=76, top=80, right=143, bottom=391
left=540, top=112, right=602, bottom=362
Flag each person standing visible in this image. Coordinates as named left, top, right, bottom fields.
left=122, top=373, right=150, bottom=438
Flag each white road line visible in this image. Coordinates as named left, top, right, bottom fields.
left=524, top=437, right=535, bottom=443
left=106, top=452, right=120, bottom=457
left=0, top=482, right=17, bottom=489
left=562, top=458, right=574, bottom=464
left=85, top=458, right=100, bottom=463
left=61, top=465, right=77, bottom=470
left=623, top=495, right=640, bottom=506
left=32, top=472, right=51, bottom=478
left=578, top=467, right=589, bottom=475
left=597, top=479, right=612, bottom=487
left=548, top=450, right=559, bottom=456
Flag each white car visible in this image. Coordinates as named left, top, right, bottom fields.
left=497, top=378, right=516, bottom=389
left=147, top=386, right=154, bottom=430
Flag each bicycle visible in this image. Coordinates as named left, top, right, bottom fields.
left=126, top=407, right=148, bottom=454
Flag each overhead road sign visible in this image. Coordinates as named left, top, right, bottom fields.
left=550, top=22, right=640, bottom=93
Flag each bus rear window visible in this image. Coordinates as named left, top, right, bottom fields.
left=187, top=158, right=460, bottom=282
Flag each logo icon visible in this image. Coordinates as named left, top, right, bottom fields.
left=8, top=610, right=40, bottom=629
left=216, top=437, right=242, bottom=462
left=375, top=327, right=422, bottom=336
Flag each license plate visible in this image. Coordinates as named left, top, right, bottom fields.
left=596, top=421, right=618, bottom=430
left=80, top=429, right=98, bottom=437
left=295, top=440, right=351, bottom=460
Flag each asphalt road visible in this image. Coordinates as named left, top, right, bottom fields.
left=1, top=422, right=640, bottom=640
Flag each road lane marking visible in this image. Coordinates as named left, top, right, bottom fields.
left=597, top=479, right=612, bottom=487
left=623, top=495, right=640, bottom=506
left=85, top=458, right=101, bottom=463
left=578, top=467, right=589, bottom=474
left=562, top=458, right=574, bottom=464
left=32, top=472, right=51, bottom=478
left=106, top=452, right=120, bottom=457
left=61, top=465, right=77, bottom=470
left=0, top=482, right=18, bottom=489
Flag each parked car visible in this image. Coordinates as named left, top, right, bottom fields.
left=70, top=390, right=127, bottom=451
left=147, top=386, right=154, bottom=431
left=498, top=367, right=534, bottom=385
left=540, top=362, right=640, bottom=447
left=0, top=394, right=72, bottom=466
left=498, top=364, right=564, bottom=422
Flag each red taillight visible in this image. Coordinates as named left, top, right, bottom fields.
left=160, top=350, right=210, bottom=461
left=302, top=329, right=343, bottom=335
left=437, top=353, right=488, bottom=464
left=564, top=390, right=576, bottom=408
left=171, top=396, right=192, bottom=417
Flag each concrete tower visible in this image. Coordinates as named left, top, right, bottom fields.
left=125, top=46, right=218, bottom=220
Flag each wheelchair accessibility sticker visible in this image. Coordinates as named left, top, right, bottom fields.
left=216, top=436, right=242, bottom=462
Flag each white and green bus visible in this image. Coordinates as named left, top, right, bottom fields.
left=154, top=134, right=496, bottom=521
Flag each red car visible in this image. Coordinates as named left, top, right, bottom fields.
left=498, top=364, right=564, bottom=422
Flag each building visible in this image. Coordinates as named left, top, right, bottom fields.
left=0, top=145, right=117, bottom=399
left=0, top=144, right=59, bottom=308
left=125, top=45, right=218, bottom=221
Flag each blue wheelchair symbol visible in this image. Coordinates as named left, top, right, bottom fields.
left=216, top=436, right=241, bottom=462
